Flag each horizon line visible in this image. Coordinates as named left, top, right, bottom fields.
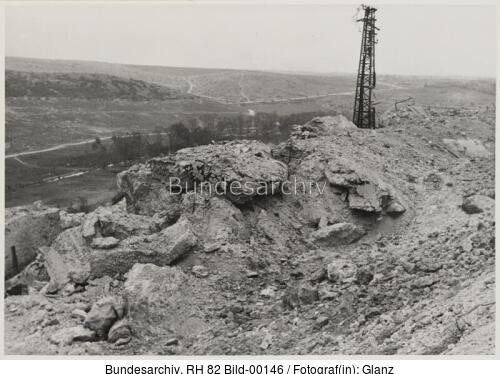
left=5, top=55, right=497, bottom=80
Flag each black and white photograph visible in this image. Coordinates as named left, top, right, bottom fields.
left=1, top=1, right=496, bottom=358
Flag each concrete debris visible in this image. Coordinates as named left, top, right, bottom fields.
left=40, top=227, right=91, bottom=289
left=49, top=326, right=96, bottom=346
left=84, top=296, right=127, bottom=338
left=310, top=222, right=365, bottom=246
left=5, top=203, right=62, bottom=279
left=4, top=106, right=495, bottom=355
left=107, top=319, right=132, bottom=343
left=82, top=206, right=162, bottom=240
left=118, top=140, right=287, bottom=207
left=327, top=259, right=357, bottom=283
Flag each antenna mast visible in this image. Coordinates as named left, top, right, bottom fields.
left=353, top=5, right=378, bottom=129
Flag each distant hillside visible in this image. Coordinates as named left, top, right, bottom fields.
left=6, top=56, right=357, bottom=103
left=5, top=71, right=190, bottom=101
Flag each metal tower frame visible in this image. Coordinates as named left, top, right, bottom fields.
left=353, top=5, right=378, bottom=129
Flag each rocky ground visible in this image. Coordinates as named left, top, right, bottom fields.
left=4, top=105, right=495, bottom=355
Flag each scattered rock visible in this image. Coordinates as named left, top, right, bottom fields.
left=260, top=287, right=276, bottom=298
left=203, top=242, right=222, bottom=253
left=107, top=319, right=132, bottom=343
left=71, top=309, right=87, bottom=321
left=50, top=326, right=96, bottom=346
left=355, top=269, right=374, bottom=285
left=310, top=222, right=365, bottom=246
left=84, top=296, right=126, bottom=338
left=260, top=332, right=273, bottom=350
left=192, top=265, right=209, bottom=278
left=327, top=259, right=357, bottom=283
left=314, top=315, right=330, bottom=330
left=308, top=268, right=328, bottom=283
left=297, top=282, right=319, bottom=304
left=59, top=211, right=85, bottom=229
left=462, top=195, right=494, bottom=215
left=166, top=338, right=179, bottom=346
left=40, top=227, right=91, bottom=290
left=386, top=201, right=406, bottom=216
left=82, top=206, right=161, bottom=240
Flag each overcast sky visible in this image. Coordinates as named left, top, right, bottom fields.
left=5, top=3, right=496, bottom=77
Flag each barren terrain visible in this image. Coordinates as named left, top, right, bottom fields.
left=4, top=102, right=495, bottom=355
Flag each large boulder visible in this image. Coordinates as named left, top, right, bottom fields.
left=118, top=140, right=288, bottom=211
left=124, top=263, right=210, bottom=338
left=5, top=203, right=62, bottom=279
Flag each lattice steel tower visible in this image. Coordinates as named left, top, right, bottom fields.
left=353, top=5, right=378, bottom=129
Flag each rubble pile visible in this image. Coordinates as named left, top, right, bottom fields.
left=4, top=110, right=495, bottom=355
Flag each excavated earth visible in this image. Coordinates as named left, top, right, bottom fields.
left=4, top=108, right=495, bottom=355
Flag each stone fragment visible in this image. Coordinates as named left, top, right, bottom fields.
left=124, top=263, right=209, bottom=338
left=59, top=211, right=85, bottom=229
left=5, top=203, right=62, bottom=278
left=314, top=316, right=330, bottom=330
left=71, top=309, right=87, bottom=321
left=297, top=282, right=319, bottom=304
left=462, top=195, right=494, bottom=215
left=386, top=201, right=406, bottom=216
left=84, top=296, right=126, bottom=338
left=50, top=326, right=96, bottom=345
left=107, top=319, right=132, bottom=343
left=310, top=222, right=365, bottom=246
left=192, top=265, right=209, bottom=278
left=40, top=227, right=91, bottom=289
left=91, top=237, right=120, bottom=249
left=327, top=259, right=357, bottom=283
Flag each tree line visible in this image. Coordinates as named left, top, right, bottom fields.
left=69, top=110, right=336, bottom=168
